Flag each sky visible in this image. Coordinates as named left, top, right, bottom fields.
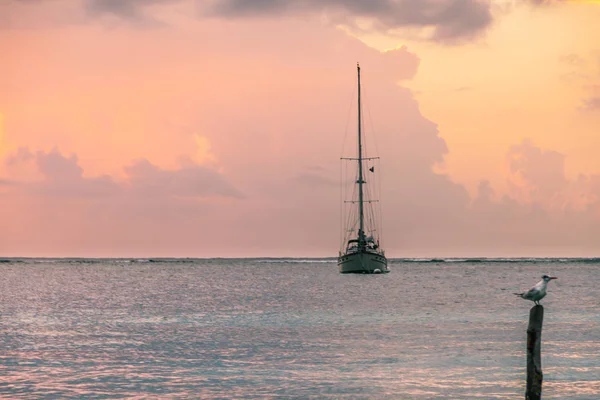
left=1, top=0, right=600, bottom=258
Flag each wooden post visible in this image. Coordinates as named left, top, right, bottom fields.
left=526, top=305, right=544, bottom=400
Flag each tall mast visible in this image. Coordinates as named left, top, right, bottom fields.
left=357, top=62, right=365, bottom=244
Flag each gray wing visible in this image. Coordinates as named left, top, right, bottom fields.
left=520, top=286, right=540, bottom=300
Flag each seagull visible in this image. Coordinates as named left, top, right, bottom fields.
left=514, top=275, right=557, bottom=305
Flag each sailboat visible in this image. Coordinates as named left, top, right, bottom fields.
left=338, top=63, right=389, bottom=274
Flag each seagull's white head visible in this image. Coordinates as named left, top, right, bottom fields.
left=542, top=275, right=558, bottom=282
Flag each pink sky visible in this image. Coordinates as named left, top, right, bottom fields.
left=1, top=0, right=600, bottom=257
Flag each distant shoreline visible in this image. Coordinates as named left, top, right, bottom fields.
left=2, top=257, right=600, bottom=264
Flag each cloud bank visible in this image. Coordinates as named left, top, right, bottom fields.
left=207, top=0, right=493, bottom=42
left=6, top=0, right=495, bottom=42
left=5, top=147, right=243, bottom=199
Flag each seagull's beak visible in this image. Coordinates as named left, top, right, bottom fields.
left=549, top=276, right=558, bottom=280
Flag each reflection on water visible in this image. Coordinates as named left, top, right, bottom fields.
left=1, top=259, right=599, bottom=398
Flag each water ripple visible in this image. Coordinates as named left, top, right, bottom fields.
left=1, top=259, right=598, bottom=398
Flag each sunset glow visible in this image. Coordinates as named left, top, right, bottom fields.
left=2, top=0, right=600, bottom=257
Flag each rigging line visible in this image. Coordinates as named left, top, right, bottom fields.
left=362, top=85, right=384, bottom=249
left=346, top=166, right=357, bottom=246
left=361, top=85, right=381, bottom=159
left=342, top=162, right=352, bottom=249
left=340, top=74, right=358, bottom=251
left=347, top=167, right=359, bottom=239
left=340, top=78, right=357, bottom=160
left=342, top=162, right=359, bottom=249
left=378, top=157, right=383, bottom=248
left=339, top=158, right=343, bottom=252
left=343, top=160, right=354, bottom=247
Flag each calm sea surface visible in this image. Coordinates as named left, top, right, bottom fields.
left=1, top=258, right=599, bottom=399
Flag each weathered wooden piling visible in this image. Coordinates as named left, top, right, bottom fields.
left=526, top=304, right=544, bottom=400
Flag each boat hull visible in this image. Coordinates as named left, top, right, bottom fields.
left=338, top=251, right=389, bottom=274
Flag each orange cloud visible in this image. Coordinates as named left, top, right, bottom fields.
left=193, top=134, right=219, bottom=169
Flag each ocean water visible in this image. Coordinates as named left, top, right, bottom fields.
left=1, top=258, right=599, bottom=399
